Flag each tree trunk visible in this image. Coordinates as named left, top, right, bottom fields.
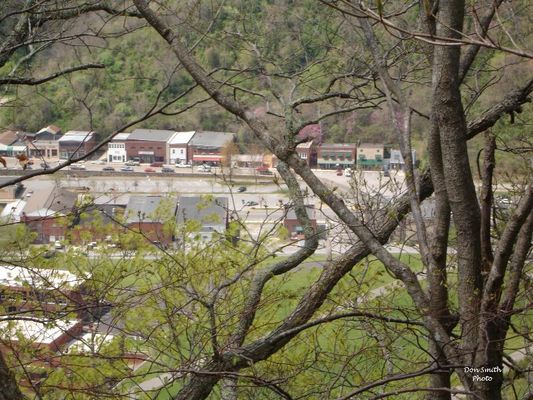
left=426, top=119, right=453, bottom=400
left=0, top=351, right=23, bottom=400
left=432, top=0, right=483, bottom=395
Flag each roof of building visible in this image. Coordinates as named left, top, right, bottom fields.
left=0, top=199, right=26, bottom=221
left=67, top=332, right=115, bottom=353
left=125, top=195, right=177, bottom=224
left=0, top=318, right=79, bottom=344
left=128, top=129, right=176, bottom=142
left=91, top=194, right=130, bottom=207
left=319, top=143, right=356, bottom=149
left=296, top=141, right=315, bottom=149
left=24, top=208, right=64, bottom=218
left=37, top=125, right=62, bottom=135
left=0, top=265, right=84, bottom=289
left=168, top=131, right=196, bottom=145
left=110, top=132, right=130, bottom=142
left=359, top=143, right=384, bottom=148
left=189, top=131, right=235, bottom=149
left=0, top=130, right=19, bottom=145
left=285, top=205, right=316, bottom=221
left=58, top=131, right=94, bottom=143
left=176, top=196, right=228, bottom=228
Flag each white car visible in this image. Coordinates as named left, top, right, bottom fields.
left=176, top=163, right=192, bottom=168
left=54, top=240, right=64, bottom=249
left=70, top=163, right=86, bottom=170
left=198, top=164, right=212, bottom=172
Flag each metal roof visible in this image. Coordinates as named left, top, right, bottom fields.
left=285, top=205, right=316, bottom=221
left=125, top=195, right=177, bottom=224
left=176, top=196, right=228, bottom=227
left=110, top=132, right=130, bottom=141
left=319, top=143, right=356, bottom=149
left=0, top=265, right=83, bottom=289
left=129, top=129, right=176, bottom=142
left=189, top=131, right=235, bottom=149
left=58, top=131, right=94, bottom=142
left=168, top=131, right=196, bottom=145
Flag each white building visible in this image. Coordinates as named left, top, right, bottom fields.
left=107, top=132, right=130, bottom=163
left=167, top=131, right=195, bottom=164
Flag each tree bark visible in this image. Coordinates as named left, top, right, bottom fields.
left=0, top=351, right=23, bottom=400
left=432, top=0, right=482, bottom=381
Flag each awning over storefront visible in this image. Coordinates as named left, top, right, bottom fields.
left=193, top=154, right=222, bottom=162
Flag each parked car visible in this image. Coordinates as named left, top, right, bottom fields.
left=70, top=164, right=86, bottom=170
left=244, top=201, right=259, bottom=206
left=256, top=166, right=273, bottom=175
left=121, top=166, right=134, bottom=172
left=344, top=168, right=352, bottom=177
left=176, top=163, right=192, bottom=168
left=125, top=160, right=140, bottom=166
left=161, top=166, right=174, bottom=173
left=150, top=161, right=164, bottom=167
left=144, top=167, right=156, bottom=173
left=102, top=166, right=115, bottom=172
left=198, top=164, right=212, bottom=172
left=336, top=169, right=343, bottom=176
left=237, top=186, right=247, bottom=193
left=54, top=240, right=64, bottom=250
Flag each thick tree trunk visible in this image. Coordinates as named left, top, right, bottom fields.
left=0, top=351, right=23, bottom=400
left=426, top=119, right=453, bottom=400
left=432, top=0, right=483, bottom=396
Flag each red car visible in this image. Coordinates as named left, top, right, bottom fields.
left=336, top=169, right=343, bottom=176
left=144, top=167, right=155, bottom=173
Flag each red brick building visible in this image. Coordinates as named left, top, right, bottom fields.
left=22, top=209, right=68, bottom=243
left=283, top=205, right=317, bottom=238
left=125, top=129, right=176, bottom=163
left=295, top=142, right=318, bottom=168
left=317, top=143, right=356, bottom=170
left=188, top=131, right=235, bottom=165
left=58, top=131, right=96, bottom=159
left=124, top=195, right=178, bottom=245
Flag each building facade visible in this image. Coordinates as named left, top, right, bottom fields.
left=107, top=132, right=130, bottom=163
left=58, top=131, right=96, bottom=159
left=26, top=125, right=62, bottom=159
left=356, top=143, right=384, bottom=170
left=167, top=131, right=195, bottom=164
left=124, top=129, right=176, bottom=163
left=283, top=205, right=317, bottom=238
left=188, top=131, right=235, bottom=165
left=317, top=143, right=356, bottom=169
left=296, top=142, right=318, bottom=168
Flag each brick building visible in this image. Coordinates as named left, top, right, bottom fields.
left=295, top=142, right=318, bottom=168
left=125, top=129, right=176, bottom=163
left=0, top=266, right=86, bottom=316
left=124, top=195, right=178, bottom=245
left=21, top=188, right=78, bottom=243
left=188, top=131, right=235, bottom=165
left=25, top=125, right=62, bottom=159
left=317, top=143, right=356, bottom=169
left=283, top=205, right=317, bottom=238
left=58, top=131, right=96, bottom=159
